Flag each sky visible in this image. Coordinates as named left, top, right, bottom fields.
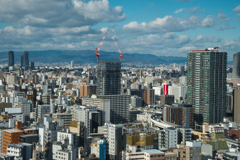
left=0, top=0, right=240, bottom=60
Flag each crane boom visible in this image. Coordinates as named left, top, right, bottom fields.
left=95, top=31, right=123, bottom=61
left=110, top=32, right=123, bottom=60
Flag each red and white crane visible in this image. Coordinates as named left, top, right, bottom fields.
left=95, top=32, right=123, bottom=61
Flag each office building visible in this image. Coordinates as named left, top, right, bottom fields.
left=8, top=51, right=14, bottom=67
left=21, top=55, right=24, bottom=67
left=104, top=123, right=123, bottom=160
left=98, top=95, right=130, bottom=124
left=97, top=61, right=121, bottom=95
left=233, top=52, right=240, bottom=78
left=186, top=47, right=227, bottom=124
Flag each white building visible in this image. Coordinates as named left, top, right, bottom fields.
left=168, top=84, right=187, bottom=101
left=158, top=127, right=178, bottom=149
left=104, top=123, right=123, bottom=160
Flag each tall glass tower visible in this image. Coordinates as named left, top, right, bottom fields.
left=8, top=51, right=14, bottom=67
left=186, top=47, right=227, bottom=124
left=97, top=61, right=121, bottom=95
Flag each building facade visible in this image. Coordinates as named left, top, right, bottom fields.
left=97, top=61, right=121, bottom=96
left=186, top=48, right=227, bottom=124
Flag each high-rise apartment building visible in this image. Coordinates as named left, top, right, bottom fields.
left=233, top=90, right=240, bottom=125
left=158, top=127, right=178, bottom=149
left=233, top=52, right=240, bottom=78
left=98, top=95, right=130, bottom=124
left=104, top=123, right=123, bottom=160
left=8, top=51, right=14, bottom=67
left=186, top=47, right=227, bottom=124
left=97, top=61, right=121, bottom=95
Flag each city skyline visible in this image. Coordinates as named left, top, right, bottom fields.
left=0, top=0, right=239, bottom=60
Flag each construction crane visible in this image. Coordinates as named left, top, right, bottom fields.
left=110, top=32, right=123, bottom=61
left=95, top=32, right=107, bottom=61
left=95, top=32, right=123, bottom=61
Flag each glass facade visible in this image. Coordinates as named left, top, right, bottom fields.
left=186, top=51, right=227, bottom=124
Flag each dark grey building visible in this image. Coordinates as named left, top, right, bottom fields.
left=21, top=55, right=24, bottom=67
left=30, top=62, right=34, bottom=70
left=8, top=51, right=14, bottom=67
left=23, top=51, right=29, bottom=70
left=97, top=61, right=121, bottom=95
left=233, top=52, right=240, bottom=78
left=186, top=48, right=227, bottom=124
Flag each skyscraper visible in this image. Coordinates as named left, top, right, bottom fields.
left=186, top=47, right=227, bottom=124
left=8, top=51, right=14, bottom=67
left=23, top=51, right=29, bottom=70
left=233, top=52, right=240, bottom=78
left=21, top=55, right=24, bottom=67
left=97, top=61, right=121, bottom=95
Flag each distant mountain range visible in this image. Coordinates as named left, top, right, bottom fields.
left=0, top=50, right=226, bottom=65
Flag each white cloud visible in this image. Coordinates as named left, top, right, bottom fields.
left=0, top=0, right=126, bottom=27
left=216, top=24, right=235, bottom=31
left=174, top=6, right=199, bottom=14
left=194, top=35, right=221, bottom=43
left=201, top=16, right=216, bottom=27
left=217, top=13, right=229, bottom=22
left=123, top=15, right=216, bottom=34
left=233, top=5, right=240, bottom=16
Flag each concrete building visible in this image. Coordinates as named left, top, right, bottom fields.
left=160, top=95, right=174, bottom=106
left=186, top=48, right=227, bottom=124
left=233, top=89, right=240, bottom=125
left=2, top=129, right=24, bottom=154
left=90, top=139, right=106, bottom=160
left=233, top=52, right=240, bottom=78
left=97, top=61, right=121, bottom=96
left=178, top=141, right=201, bottom=160
left=98, top=95, right=130, bottom=124
left=178, top=128, right=192, bottom=145
left=7, top=143, right=32, bottom=160
left=104, top=123, right=123, bottom=160
left=7, top=74, right=17, bottom=85
left=130, top=96, right=142, bottom=108
left=82, top=95, right=110, bottom=125
left=163, top=104, right=194, bottom=128
left=80, top=85, right=97, bottom=98
left=126, top=132, right=158, bottom=151
left=125, top=149, right=165, bottom=160
left=158, top=127, right=178, bottom=149
left=168, top=84, right=187, bottom=101
left=35, top=104, right=51, bottom=120
left=143, top=89, right=155, bottom=105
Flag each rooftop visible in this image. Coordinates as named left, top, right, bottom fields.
left=140, top=149, right=164, bottom=155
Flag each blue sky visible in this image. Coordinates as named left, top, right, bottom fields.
left=0, top=0, right=240, bottom=60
